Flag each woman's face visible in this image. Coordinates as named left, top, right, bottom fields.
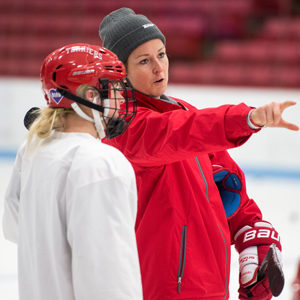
left=126, top=39, right=169, bottom=99
left=104, top=83, right=125, bottom=119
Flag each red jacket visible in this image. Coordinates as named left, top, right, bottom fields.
left=104, top=92, right=263, bottom=300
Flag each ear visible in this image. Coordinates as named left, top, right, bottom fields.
left=85, top=89, right=95, bottom=101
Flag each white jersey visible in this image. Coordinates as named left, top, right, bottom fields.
left=2, top=131, right=143, bottom=300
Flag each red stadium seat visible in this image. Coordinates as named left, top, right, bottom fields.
left=0, top=0, right=299, bottom=89
left=243, top=65, right=275, bottom=87
left=169, top=62, right=216, bottom=84
left=260, top=18, right=294, bottom=40
left=275, top=66, right=300, bottom=87
left=214, top=42, right=244, bottom=62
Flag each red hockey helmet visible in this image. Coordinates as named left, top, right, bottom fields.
left=40, top=43, right=126, bottom=107
left=40, top=43, right=136, bottom=139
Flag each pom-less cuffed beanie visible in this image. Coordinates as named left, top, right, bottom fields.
left=99, top=7, right=166, bottom=63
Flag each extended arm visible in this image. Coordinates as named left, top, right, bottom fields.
left=109, top=102, right=258, bottom=166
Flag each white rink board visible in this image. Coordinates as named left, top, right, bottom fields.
left=1, top=79, right=300, bottom=299
left=1, top=78, right=300, bottom=170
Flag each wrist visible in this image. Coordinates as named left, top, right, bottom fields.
left=247, top=109, right=264, bottom=130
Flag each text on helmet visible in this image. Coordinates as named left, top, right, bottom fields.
left=65, top=46, right=102, bottom=60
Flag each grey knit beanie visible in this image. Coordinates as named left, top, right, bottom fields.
left=99, top=7, right=166, bottom=63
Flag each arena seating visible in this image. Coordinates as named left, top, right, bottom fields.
left=0, top=0, right=299, bottom=88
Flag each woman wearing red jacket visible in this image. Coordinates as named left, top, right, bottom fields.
left=99, top=8, right=298, bottom=300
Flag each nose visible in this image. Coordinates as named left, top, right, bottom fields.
left=115, top=90, right=125, bottom=105
left=153, top=58, right=163, bottom=74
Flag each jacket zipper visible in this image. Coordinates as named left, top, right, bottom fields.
left=195, top=157, right=228, bottom=298
left=177, top=225, right=187, bottom=293
left=218, top=225, right=229, bottom=300
left=195, top=157, right=209, bottom=202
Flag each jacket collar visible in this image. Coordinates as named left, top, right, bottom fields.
left=134, top=90, right=184, bottom=112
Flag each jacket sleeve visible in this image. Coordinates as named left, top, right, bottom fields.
left=209, top=150, right=263, bottom=244
left=2, top=143, right=26, bottom=243
left=66, top=173, right=143, bottom=299
left=107, top=103, right=260, bottom=166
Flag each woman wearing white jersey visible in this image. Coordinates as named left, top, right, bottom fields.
left=2, top=43, right=143, bottom=300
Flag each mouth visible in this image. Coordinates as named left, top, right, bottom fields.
left=154, top=78, right=164, bottom=84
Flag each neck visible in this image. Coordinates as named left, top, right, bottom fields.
left=63, top=113, right=98, bottom=138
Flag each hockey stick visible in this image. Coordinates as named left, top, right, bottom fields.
left=257, top=243, right=284, bottom=297
left=24, top=107, right=40, bottom=130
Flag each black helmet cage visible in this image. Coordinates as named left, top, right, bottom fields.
left=98, top=77, right=136, bottom=139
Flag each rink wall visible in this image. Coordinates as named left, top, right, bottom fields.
left=1, top=78, right=300, bottom=178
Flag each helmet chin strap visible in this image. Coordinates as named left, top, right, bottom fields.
left=91, top=96, right=106, bottom=139
left=71, top=103, right=94, bottom=122
left=103, top=99, right=110, bottom=117
left=71, top=97, right=106, bottom=139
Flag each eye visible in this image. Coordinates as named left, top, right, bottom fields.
left=158, top=52, right=166, bottom=58
left=139, top=58, right=148, bottom=65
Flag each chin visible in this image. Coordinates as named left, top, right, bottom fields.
left=138, top=86, right=166, bottom=99
left=153, top=87, right=167, bottom=98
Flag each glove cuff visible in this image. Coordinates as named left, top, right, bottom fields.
left=239, top=246, right=259, bottom=287
left=234, top=221, right=281, bottom=253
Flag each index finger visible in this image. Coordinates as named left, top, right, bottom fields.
left=280, top=101, right=297, bottom=112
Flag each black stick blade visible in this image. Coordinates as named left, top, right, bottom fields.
left=24, top=107, right=40, bottom=130
left=258, top=243, right=284, bottom=297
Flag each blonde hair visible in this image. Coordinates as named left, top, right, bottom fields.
left=27, top=84, right=97, bottom=145
left=27, top=107, right=74, bottom=144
